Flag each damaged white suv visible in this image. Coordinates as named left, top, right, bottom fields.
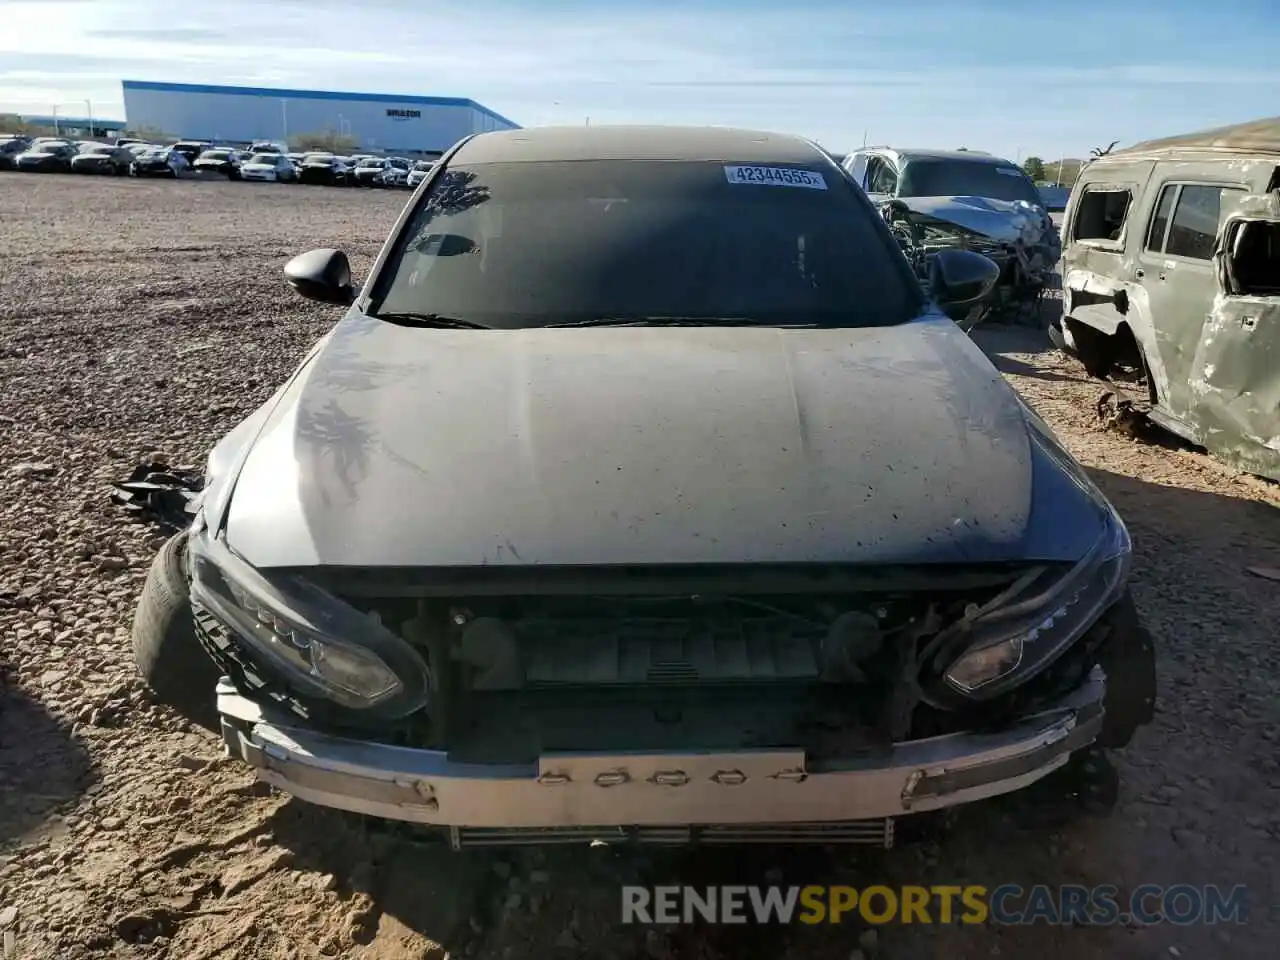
left=132, top=125, right=1155, bottom=848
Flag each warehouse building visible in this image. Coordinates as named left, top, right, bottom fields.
left=121, top=80, right=519, bottom=156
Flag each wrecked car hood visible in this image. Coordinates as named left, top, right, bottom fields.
left=222, top=313, right=1106, bottom=569
left=893, top=195, right=1055, bottom=247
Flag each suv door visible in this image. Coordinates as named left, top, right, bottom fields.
left=1136, top=176, right=1249, bottom=426
left=1186, top=190, right=1280, bottom=479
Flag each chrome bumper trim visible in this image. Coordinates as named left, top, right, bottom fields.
left=217, top=668, right=1105, bottom=830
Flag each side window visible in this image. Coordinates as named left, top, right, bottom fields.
left=1072, top=186, right=1132, bottom=242
left=1165, top=185, right=1226, bottom=260
left=1145, top=184, right=1176, bottom=252
left=1224, top=220, right=1280, bottom=295
left=866, top=158, right=898, bottom=195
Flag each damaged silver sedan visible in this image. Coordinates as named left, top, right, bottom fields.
left=132, top=125, right=1155, bottom=848
left=843, top=147, right=1061, bottom=328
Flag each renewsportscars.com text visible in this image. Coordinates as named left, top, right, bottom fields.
left=621, top=884, right=1250, bottom=926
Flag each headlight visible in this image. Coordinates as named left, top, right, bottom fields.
left=934, top=426, right=1132, bottom=700
left=188, top=532, right=429, bottom=718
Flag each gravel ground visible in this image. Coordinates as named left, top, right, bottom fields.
left=1, top=172, right=1278, bottom=960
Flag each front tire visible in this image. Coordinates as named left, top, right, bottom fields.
left=131, top=530, right=220, bottom=729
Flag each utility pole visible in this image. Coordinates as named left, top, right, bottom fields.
left=85, top=99, right=93, bottom=138
left=52, top=105, right=59, bottom=135
left=280, top=99, right=289, bottom=145
left=862, top=128, right=867, bottom=147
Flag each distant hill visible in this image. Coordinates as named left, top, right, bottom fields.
left=1038, top=158, right=1084, bottom=187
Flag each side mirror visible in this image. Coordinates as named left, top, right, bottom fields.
left=284, top=248, right=355, bottom=306
left=929, top=248, right=1001, bottom=309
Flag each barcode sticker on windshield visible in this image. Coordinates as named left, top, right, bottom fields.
left=995, top=167, right=1023, bottom=176
left=724, top=165, right=827, bottom=190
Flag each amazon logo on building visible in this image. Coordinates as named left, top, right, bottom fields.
left=386, top=108, right=422, bottom=121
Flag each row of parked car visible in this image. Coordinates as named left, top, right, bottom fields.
left=0, top=133, right=435, bottom=188
left=199, top=147, right=436, bottom=188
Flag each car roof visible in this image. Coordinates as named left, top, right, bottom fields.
left=1110, top=115, right=1280, bottom=159
left=451, top=125, right=827, bottom=164
left=863, top=147, right=1011, bottom=165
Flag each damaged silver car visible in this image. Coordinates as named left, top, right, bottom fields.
left=1053, top=116, right=1280, bottom=482
left=132, top=125, right=1155, bottom=848
left=843, top=147, right=1061, bottom=328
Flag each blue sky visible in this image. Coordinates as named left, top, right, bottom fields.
left=2, top=0, right=1277, bottom=159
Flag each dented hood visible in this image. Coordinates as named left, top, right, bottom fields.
left=898, top=195, right=1054, bottom=246
left=222, top=313, right=1106, bottom=569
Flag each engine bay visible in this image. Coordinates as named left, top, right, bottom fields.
left=331, top=578, right=1029, bottom=764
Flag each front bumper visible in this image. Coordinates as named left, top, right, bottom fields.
left=217, top=667, right=1107, bottom=841
left=241, top=172, right=278, bottom=181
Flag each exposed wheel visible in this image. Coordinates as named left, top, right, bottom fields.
left=131, top=530, right=220, bottom=729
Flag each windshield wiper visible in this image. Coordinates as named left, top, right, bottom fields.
left=374, top=312, right=491, bottom=330
left=544, top=316, right=816, bottom=328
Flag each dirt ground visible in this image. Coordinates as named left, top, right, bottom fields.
left=1, top=173, right=1277, bottom=960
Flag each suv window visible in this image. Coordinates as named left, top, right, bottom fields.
left=1145, top=185, right=1176, bottom=251
left=1073, top=186, right=1132, bottom=242
left=1225, top=220, right=1280, bottom=295
left=866, top=157, right=898, bottom=194
left=1145, top=184, right=1245, bottom=260
left=1166, top=185, right=1227, bottom=260
left=376, top=159, right=921, bottom=329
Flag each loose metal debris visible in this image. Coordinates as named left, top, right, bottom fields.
left=110, top=460, right=203, bottom=533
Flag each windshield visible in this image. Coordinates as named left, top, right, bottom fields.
left=303, top=153, right=332, bottom=163
left=200, top=150, right=231, bottom=160
left=412, top=161, right=434, bottom=171
left=248, top=153, right=279, bottom=164
left=359, top=158, right=385, bottom=168
left=375, top=159, right=920, bottom=329
left=898, top=159, right=1043, bottom=205
left=83, top=144, right=114, bottom=154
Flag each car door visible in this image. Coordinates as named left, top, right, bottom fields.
left=1135, top=177, right=1249, bottom=425
left=1183, top=190, right=1280, bottom=477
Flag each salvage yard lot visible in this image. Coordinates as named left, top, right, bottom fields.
left=1, top=172, right=1278, bottom=959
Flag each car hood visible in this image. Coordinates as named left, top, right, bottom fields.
left=241, top=164, right=276, bottom=171
left=887, top=195, right=1055, bottom=247
left=18, top=151, right=60, bottom=160
left=223, top=313, right=1106, bottom=569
